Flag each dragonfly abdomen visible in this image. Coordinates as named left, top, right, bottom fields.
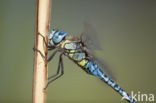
left=85, top=61, right=137, bottom=103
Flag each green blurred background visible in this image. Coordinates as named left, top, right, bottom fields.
left=0, top=0, right=156, bottom=103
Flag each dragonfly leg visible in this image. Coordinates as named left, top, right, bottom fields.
left=48, top=49, right=59, bottom=62
left=47, top=53, right=62, bottom=80
left=46, top=53, right=64, bottom=88
left=33, top=47, right=48, bottom=62
left=33, top=47, right=58, bottom=62
left=38, top=32, right=54, bottom=50
left=38, top=33, right=48, bottom=47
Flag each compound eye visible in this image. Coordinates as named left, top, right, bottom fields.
left=59, top=31, right=66, bottom=36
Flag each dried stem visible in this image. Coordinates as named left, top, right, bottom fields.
left=33, top=0, right=51, bottom=103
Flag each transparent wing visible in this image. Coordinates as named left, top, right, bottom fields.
left=93, top=56, right=116, bottom=81
left=80, top=21, right=116, bottom=80
left=80, top=21, right=102, bottom=51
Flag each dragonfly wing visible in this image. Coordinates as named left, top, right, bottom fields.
left=80, top=21, right=116, bottom=80
left=92, top=56, right=116, bottom=81
left=80, top=21, right=102, bottom=51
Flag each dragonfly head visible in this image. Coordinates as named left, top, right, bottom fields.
left=48, top=30, right=67, bottom=46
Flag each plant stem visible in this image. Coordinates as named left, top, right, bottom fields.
left=33, top=0, right=51, bottom=103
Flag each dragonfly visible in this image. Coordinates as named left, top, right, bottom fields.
left=34, top=23, right=137, bottom=103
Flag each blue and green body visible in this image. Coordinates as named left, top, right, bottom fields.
left=46, top=30, right=137, bottom=103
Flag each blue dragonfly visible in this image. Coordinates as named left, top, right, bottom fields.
left=34, top=22, right=137, bottom=103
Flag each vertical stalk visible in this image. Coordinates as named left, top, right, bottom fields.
left=33, top=0, right=51, bottom=103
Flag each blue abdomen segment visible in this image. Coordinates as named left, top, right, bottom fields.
left=85, top=61, right=137, bottom=103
